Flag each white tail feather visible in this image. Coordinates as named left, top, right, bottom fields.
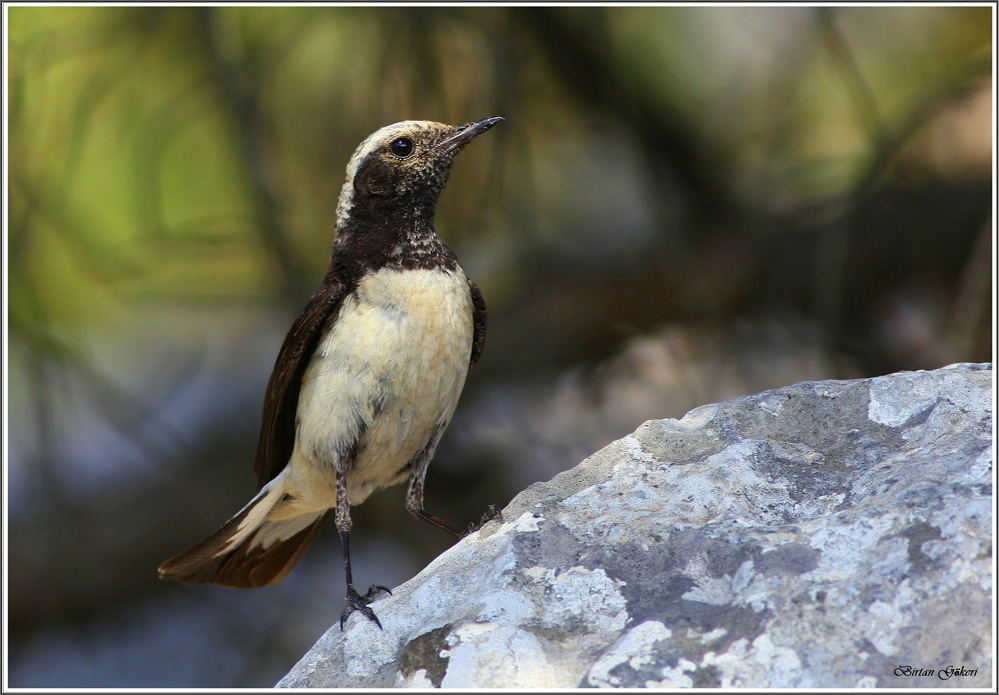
left=215, top=470, right=329, bottom=557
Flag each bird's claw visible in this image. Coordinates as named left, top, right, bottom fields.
left=462, top=504, right=503, bottom=537
left=340, top=584, right=391, bottom=630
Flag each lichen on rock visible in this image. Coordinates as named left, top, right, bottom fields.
left=278, top=363, right=993, bottom=688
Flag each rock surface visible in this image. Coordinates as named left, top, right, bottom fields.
left=278, top=363, right=993, bottom=688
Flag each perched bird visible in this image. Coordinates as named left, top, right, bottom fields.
left=159, top=117, right=503, bottom=628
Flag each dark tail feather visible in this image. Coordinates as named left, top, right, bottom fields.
left=159, top=478, right=330, bottom=588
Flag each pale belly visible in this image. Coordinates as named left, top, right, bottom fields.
left=287, top=267, right=473, bottom=509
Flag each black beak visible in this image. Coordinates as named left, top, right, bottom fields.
left=438, top=116, right=504, bottom=154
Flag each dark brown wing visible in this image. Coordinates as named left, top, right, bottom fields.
left=468, top=278, right=486, bottom=365
left=254, top=273, right=350, bottom=488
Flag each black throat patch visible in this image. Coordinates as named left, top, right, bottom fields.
left=330, top=209, right=459, bottom=290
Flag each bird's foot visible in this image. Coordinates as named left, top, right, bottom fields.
left=462, top=504, right=503, bottom=537
left=339, top=584, right=392, bottom=630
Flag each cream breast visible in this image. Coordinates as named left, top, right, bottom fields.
left=287, top=267, right=474, bottom=509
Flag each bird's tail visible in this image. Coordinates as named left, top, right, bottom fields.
left=158, top=473, right=330, bottom=588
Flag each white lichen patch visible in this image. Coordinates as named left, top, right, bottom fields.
left=683, top=558, right=779, bottom=614
left=867, top=373, right=940, bottom=427
left=866, top=368, right=990, bottom=429
left=525, top=566, right=629, bottom=633
left=855, top=578, right=917, bottom=656
left=587, top=620, right=673, bottom=687
left=562, top=438, right=829, bottom=537
left=681, top=573, right=735, bottom=606
left=702, top=633, right=803, bottom=687
left=646, top=658, right=699, bottom=687
left=440, top=623, right=566, bottom=688
left=475, top=585, right=535, bottom=624
left=521, top=565, right=549, bottom=581
left=750, top=634, right=803, bottom=683
left=394, top=667, right=435, bottom=688
left=732, top=559, right=755, bottom=593
left=620, top=435, right=660, bottom=465
left=502, top=511, right=543, bottom=535
left=928, top=495, right=991, bottom=542
left=804, top=514, right=895, bottom=581
left=959, top=445, right=993, bottom=483
left=701, top=627, right=728, bottom=645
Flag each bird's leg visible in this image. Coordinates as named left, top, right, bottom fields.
left=336, top=467, right=389, bottom=631
left=405, top=454, right=502, bottom=539
left=410, top=507, right=464, bottom=538
left=338, top=531, right=390, bottom=630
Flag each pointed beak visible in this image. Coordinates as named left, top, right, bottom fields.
left=438, top=116, right=504, bottom=154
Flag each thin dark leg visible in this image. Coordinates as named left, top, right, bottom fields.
left=336, top=460, right=390, bottom=631
left=406, top=451, right=503, bottom=539
left=338, top=530, right=391, bottom=630
left=341, top=529, right=355, bottom=587
left=411, top=508, right=464, bottom=538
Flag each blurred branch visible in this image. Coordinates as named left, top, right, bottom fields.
left=54, top=31, right=149, bottom=200
left=12, top=175, right=145, bottom=283
left=25, top=341, right=63, bottom=506
left=475, top=12, right=519, bottom=240
left=859, top=60, right=990, bottom=189
left=12, top=7, right=158, bottom=78
left=381, top=9, right=451, bottom=115
left=8, top=418, right=258, bottom=635
left=8, top=184, right=34, bottom=266
left=128, top=76, right=214, bottom=244
left=194, top=7, right=309, bottom=306
left=10, top=311, right=205, bottom=512
left=513, top=7, right=736, bottom=225
left=945, top=221, right=992, bottom=360
left=812, top=29, right=991, bottom=358
left=817, top=7, right=883, bottom=146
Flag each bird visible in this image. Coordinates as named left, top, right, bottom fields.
left=159, top=117, right=504, bottom=629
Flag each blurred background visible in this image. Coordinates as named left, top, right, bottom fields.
left=5, top=5, right=993, bottom=687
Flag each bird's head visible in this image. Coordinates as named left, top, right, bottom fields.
left=335, top=117, right=503, bottom=228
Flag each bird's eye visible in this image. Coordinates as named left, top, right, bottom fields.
left=389, top=137, right=414, bottom=158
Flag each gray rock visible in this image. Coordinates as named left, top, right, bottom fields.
left=278, top=363, right=993, bottom=688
